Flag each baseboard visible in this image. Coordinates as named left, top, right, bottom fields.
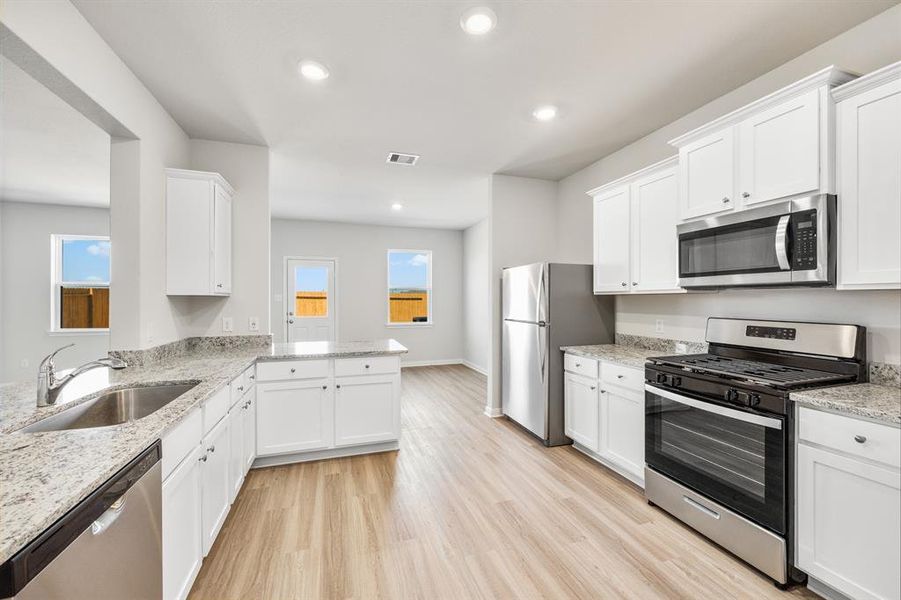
left=401, top=358, right=464, bottom=368
left=251, top=441, right=399, bottom=468
left=483, top=405, right=503, bottom=418
left=461, top=360, right=488, bottom=376
left=806, top=576, right=852, bottom=600
left=571, top=442, right=645, bottom=489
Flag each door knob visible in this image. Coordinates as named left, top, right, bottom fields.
left=288, top=319, right=295, bottom=324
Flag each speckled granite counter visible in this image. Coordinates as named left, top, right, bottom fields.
left=791, top=383, right=900, bottom=426
left=0, top=338, right=407, bottom=564
left=559, top=344, right=661, bottom=370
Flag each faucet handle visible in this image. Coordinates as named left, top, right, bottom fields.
left=39, top=344, right=75, bottom=372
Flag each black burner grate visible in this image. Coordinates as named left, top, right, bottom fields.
left=650, top=353, right=850, bottom=388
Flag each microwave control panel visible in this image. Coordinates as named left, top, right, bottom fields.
left=791, top=209, right=817, bottom=270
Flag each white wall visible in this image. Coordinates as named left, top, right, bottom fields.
left=488, top=174, right=558, bottom=413
left=0, top=201, right=110, bottom=380
left=463, top=218, right=489, bottom=374
left=556, top=6, right=901, bottom=363
left=270, top=219, right=464, bottom=364
left=173, top=140, right=271, bottom=337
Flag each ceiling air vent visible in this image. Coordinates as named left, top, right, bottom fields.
left=386, top=152, right=420, bottom=166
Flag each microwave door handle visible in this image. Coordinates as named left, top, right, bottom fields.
left=775, top=215, right=791, bottom=270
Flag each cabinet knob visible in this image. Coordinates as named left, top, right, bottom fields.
left=290, top=368, right=296, bottom=374
left=617, top=374, right=624, bottom=379
left=336, top=384, right=341, bottom=389
left=249, top=375, right=255, bottom=380
left=590, top=386, right=596, bottom=390
left=599, top=389, right=606, bottom=394
left=632, top=282, right=638, bottom=286
left=199, top=455, right=208, bottom=462
left=364, top=364, right=370, bottom=369
left=242, top=403, right=248, bottom=410
left=722, top=197, right=730, bottom=204
left=575, top=363, right=581, bottom=367
left=854, top=435, right=867, bottom=444
left=742, top=192, right=750, bottom=199
left=322, top=385, right=328, bottom=390
left=208, top=445, right=215, bottom=453
left=217, top=283, right=223, bottom=288
left=621, top=282, right=627, bottom=287
left=237, top=385, right=244, bottom=392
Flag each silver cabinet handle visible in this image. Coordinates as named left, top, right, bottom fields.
left=742, top=192, right=750, bottom=199
left=617, top=374, right=624, bottom=379
left=590, top=386, right=596, bottom=390
left=364, top=364, right=370, bottom=369
left=288, top=319, right=295, bottom=324
left=621, top=282, right=627, bottom=287
left=854, top=435, right=867, bottom=444
left=632, top=282, right=638, bottom=286
left=575, top=362, right=581, bottom=367
left=722, top=197, right=730, bottom=204
left=290, top=368, right=296, bottom=374
left=322, top=385, right=328, bottom=390
left=217, top=284, right=223, bottom=288
left=207, top=445, right=215, bottom=453
left=237, top=385, right=244, bottom=392
left=336, top=384, right=341, bottom=389
left=199, top=454, right=208, bottom=462
left=249, top=375, right=255, bottom=380
left=599, top=389, right=606, bottom=394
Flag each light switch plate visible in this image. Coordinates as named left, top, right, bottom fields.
left=222, top=317, right=234, bottom=333
left=248, top=316, right=259, bottom=332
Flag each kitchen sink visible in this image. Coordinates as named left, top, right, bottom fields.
left=19, top=382, right=198, bottom=433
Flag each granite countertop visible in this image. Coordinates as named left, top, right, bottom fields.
left=791, top=383, right=901, bottom=426
left=559, top=344, right=666, bottom=370
left=0, top=338, right=407, bottom=564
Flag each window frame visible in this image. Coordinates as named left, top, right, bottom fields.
left=49, top=234, right=111, bottom=334
left=386, top=248, right=433, bottom=328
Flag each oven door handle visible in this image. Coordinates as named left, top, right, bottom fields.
left=775, top=214, right=791, bottom=271
left=646, top=385, right=783, bottom=430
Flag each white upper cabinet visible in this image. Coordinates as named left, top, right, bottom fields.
left=678, top=128, right=736, bottom=219
left=592, top=185, right=631, bottom=293
left=739, top=89, right=820, bottom=206
left=589, top=157, right=682, bottom=295
left=166, top=169, right=234, bottom=296
left=670, top=66, right=856, bottom=221
left=834, top=62, right=901, bottom=290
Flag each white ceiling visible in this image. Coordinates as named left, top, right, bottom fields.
left=71, top=0, right=894, bottom=228
left=0, top=56, right=110, bottom=208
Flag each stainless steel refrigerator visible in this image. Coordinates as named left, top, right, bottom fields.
left=502, top=263, right=614, bottom=446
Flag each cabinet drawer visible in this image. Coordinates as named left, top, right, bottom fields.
left=229, top=374, right=248, bottom=408
left=244, top=366, right=256, bottom=389
left=162, top=407, right=202, bottom=480
left=203, top=386, right=229, bottom=435
left=335, top=356, right=400, bottom=377
left=799, top=406, right=901, bottom=469
left=601, top=362, right=643, bottom=393
left=256, top=359, right=329, bottom=382
left=564, top=354, right=598, bottom=379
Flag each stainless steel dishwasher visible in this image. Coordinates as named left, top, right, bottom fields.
left=1, top=441, right=162, bottom=599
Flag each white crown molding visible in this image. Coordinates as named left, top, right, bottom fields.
left=668, top=65, right=859, bottom=148
left=832, top=60, right=901, bottom=102
left=165, top=167, right=235, bottom=195
left=586, top=155, right=678, bottom=197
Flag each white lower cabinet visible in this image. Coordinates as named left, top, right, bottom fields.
left=563, top=354, right=645, bottom=487
left=242, top=387, right=256, bottom=473
left=256, top=378, right=333, bottom=455
left=227, top=402, right=244, bottom=503
left=334, top=374, right=400, bottom=447
left=564, top=371, right=599, bottom=449
left=796, top=407, right=901, bottom=600
left=200, top=416, right=230, bottom=556
left=162, top=445, right=203, bottom=600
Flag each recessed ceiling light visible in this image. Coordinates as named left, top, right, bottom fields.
left=391, top=202, right=404, bottom=211
left=298, top=60, right=329, bottom=81
left=460, top=7, right=497, bottom=35
left=532, top=105, right=558, bottom=122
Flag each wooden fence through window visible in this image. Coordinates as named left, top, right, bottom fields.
left=60, top=287, right=109, bottom=329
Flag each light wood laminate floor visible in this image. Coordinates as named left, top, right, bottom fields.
left=189, top=365, right=815, bottom=599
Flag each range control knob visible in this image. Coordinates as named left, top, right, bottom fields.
left=724, top=388, right=738, bottom=403
left=670, top=376, right=682, bottom=388
left=656, top=372, right=669, bottom=385
left=748, top=394, right=761, bottom=407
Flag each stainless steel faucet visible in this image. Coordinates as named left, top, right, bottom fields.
left=37, top=344, right=128, bottom=407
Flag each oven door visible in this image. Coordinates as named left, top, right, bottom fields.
left=677, top=201, right=793, bottom=287
left=645, top=385, right=786, bottom=534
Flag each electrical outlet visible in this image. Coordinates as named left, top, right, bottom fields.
left=248, top=316, right=259, bottom=332
left=222, top=317, right=234, bottom=333
left=655, top=319, right=664, bottom=334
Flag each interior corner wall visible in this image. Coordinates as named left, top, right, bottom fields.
left=488, top=174, right=558, bottom=414
left=554, top=5, right=901, bottom=363
left=176, top=140, right=272, bottom=338
left=463, top=218, right=490, bottom=374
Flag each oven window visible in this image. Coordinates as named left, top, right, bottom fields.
left=680, top=216, right=783, bottom=277
left=646, top=389, right=786, bottom=534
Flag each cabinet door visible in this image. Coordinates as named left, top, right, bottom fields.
left=162, top=446, right=203, bottom=600
left=564, top=371, right=599, bottom=450
left=256, top=379, right=333, bottom=456
left=213, top=185, right=232, bottom=294
left=227, top=405, right=244, bottom=503
left=679, top=128, right=736, bottom=219
left=200, top=417, right=230, bottom=556
left=739, top=89, right=820, bottom=206
left=797, top=444, right=900, bottom=600
left=593, top=186, right=631, bottom=293
left=630, top=165, right=680, bottom=293
left=837, top=79, right=901, bottom=289
left=242, top=389, right=256, bottom=473
left=599, top=387, right=644, bottom=481
left=334, top=375, right=400, bottom=447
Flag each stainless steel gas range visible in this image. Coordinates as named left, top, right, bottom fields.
left=643, top=317, right=867, bottom=587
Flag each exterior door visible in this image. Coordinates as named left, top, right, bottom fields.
left=286, top=258, right=336, bottom=342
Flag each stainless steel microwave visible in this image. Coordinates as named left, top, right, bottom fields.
left=677, top=194, right=836, bottom=288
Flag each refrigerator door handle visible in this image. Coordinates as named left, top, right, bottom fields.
left=537, top=321, right=547, bottom=384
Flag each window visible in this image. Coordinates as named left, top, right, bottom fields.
left=294, top=265, right=329, bottom=318
left=51, top=235, right=110, bottom=331
left=387, top=249, right=431, bottom=325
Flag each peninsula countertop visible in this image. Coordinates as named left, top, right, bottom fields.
left=0, top=339, right=407, bottom=565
